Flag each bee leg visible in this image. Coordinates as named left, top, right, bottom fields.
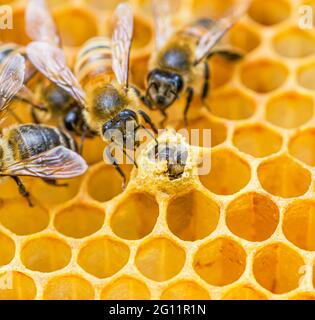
left=137, top=110, right=158, bottom=134
left=159, top=111, right=168, bottom=128
left=105, top=145, right=127, bottom=189
left=131, top=86, right=153, bottom=110
left=201, top=61, right=212, bottom=112
left=11, top=176, right=33, bottom=207
left=79, top=125, right=88, bottom=155
left=42, top=179, right=68, bottom=187
left=184, top=87, right=194, bottom=126
left=31, top=107, right=41, bottom=124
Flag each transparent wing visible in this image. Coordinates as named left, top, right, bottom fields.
left=26, top=41, right=86, bottom=107
left=3, top=146, right=88, bottom=179
left=25, top=0, right=61, bottom=46
left=0, top=54, right=25, bottom=113
left=152, top=0, right=179, bottom=49
left=112, top=3, right=134, bottom=87
left=194, top=1, right=249, bottom=65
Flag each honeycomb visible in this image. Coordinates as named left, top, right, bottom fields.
left=1, top=0, right=315, bottom=300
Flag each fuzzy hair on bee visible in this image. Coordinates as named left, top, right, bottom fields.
left=143, top=0, right=249, bottom=126
left=25, top=3, right=158, bottom=188
left=0, top=53, right=88, bottom=207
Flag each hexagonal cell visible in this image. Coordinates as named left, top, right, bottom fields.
left=289, top=129, right=315, bottom=167
left=0, top=7, right=30, bottom=45
left=78, top=237, right=130, bottom=279
left=0, top=272, right=36, bottom=300
left=54, top=203, right=105, bottom=239
left=248, top=0, right=291, bottom=26
left=81, top=136, right=107, bottom=165
left=232, top=124, right=282, bottom=158
left=222, top=284, right=268, bottom=300
left=193, top=237, right=246, bottom=286
left=0, top=199, right=49, bottom=236
left=111, top=192, right=159, bottom=240
left=209, top=55, right=236, bottom=89
left=167, top=190, right=220, bottom=241
left=257, top=155, right=311, bottom=198
left=100, top=276, right=150, bottom=300
left=0, top=177, right=32, bottom=200
left=199, top=149, right=251, bottom=195
left=273, top=28, right=315, bottom=58
left=283, top=200, right=315, bottom=251
left=289, top=292, right=315, bottom=300
left=266, top=92, right=313, bottom=129
left=53, top=6, right=98, bottom=47
left=105, top=13, right=152, bottom=51
left=0, top=232, right=15, bottom=267
left=87, top=163, right=132, bottom=202
left=228, top=23, right=261, bottom=53
left=207, top=89, right=256, bottom=120
left=132, top=15, right=153, bottom=51
left=135, top=238, right=185, bottom=282
left=130, top=55, right=150, bottom=90
left=240, top=59, right=288, bottom=93
left=253, top=243, right=304, bottom=294
left=183, top=116, right=227, bottom=147
left=226, top=192, right=279, bottom=242
left=43, top=275, right=94, bottom=300
left=297, top=62, right=315, bottom=91
left=160, top=281, right=210, bottom=300
left=192, top=0, right=236, bottom=19
left=21, top=236, right=71, bottom=272
left=30, top=177, right=82, bottom=208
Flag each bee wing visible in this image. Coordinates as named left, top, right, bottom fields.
left=194, top=1, right=249, bottom=65
left=112, top=3, right=133, bottom=87
left=26, top=41, right=86, bottom=107
left=25, top=0, right=61, bottom=47
left=3, top=146, right=88, bottom=179
left=152, top=0, right=179, bottom=49
left=0, top=54, right=25, bottom=114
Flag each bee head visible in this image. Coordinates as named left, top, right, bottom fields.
left=102, top=109, right=140, bottom=150
left=146, top=69, right=183, bottom=110
left=151, top=143, right=188, bottom=180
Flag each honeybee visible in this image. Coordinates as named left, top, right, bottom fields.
left=25, top=0, right=96, bottom=147
left=151, top=142, right=188, bottom=180
left=26, top=3, right=157, bottom=187
left=0, top=43, right=44, bottom=113
left=0, top=54, right=88, bottom=206
left=142, top=0, right=249, bottom=125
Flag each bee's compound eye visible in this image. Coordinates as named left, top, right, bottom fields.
left=64, top=111, right=78, bottom=131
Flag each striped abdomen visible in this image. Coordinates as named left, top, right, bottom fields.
left=75, top=37, right=114, bottom=90
left=6, top=124, right=77, bottom=160
left=176, top=18, right=214, bottom=45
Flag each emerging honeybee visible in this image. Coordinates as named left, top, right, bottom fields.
left=25, top=0, right=96, bottom=148
left=151, top=142, right=188, bottom=180
left=0, top=54, right=88, bottom=206
left=26, top=3, right=157, bottom=187
left=142, top=0, right=249, bottom=125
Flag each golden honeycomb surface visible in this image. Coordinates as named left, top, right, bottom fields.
left=1, top=0, right=315, bottom=300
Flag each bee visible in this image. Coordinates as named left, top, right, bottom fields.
left=25, top=0, right=96, bottom=148
left=0, top=43, right=44, bottom=114
left=26, top=3, right=157, bottom=187
left=151, top=142, right=188, bottom=180
left=142, top=0, right=249, bottom=125
left=0, top=53, right=88, bottom=206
